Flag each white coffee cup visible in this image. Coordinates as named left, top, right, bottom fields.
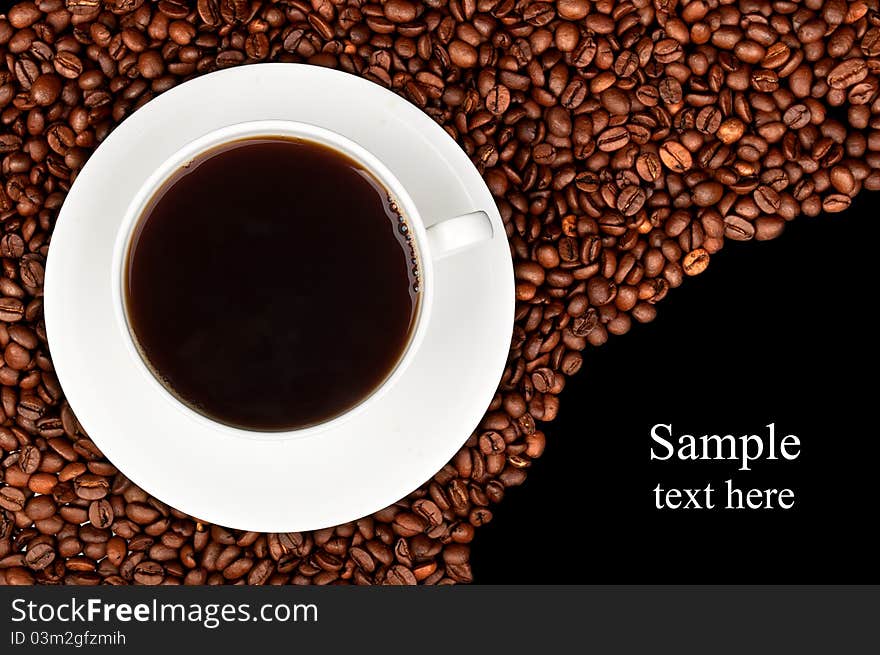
left=111, top=120, right=494, bottom=438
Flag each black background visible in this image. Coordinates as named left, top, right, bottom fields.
left=472, top=193, right=876, bottom=583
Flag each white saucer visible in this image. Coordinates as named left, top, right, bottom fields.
left=45, top=64, right=514, bottom=532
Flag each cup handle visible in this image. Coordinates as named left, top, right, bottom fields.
left=426, top=210, right=494, bottom=260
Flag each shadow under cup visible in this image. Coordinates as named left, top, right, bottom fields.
left=120, top=124, right=426, bottom=433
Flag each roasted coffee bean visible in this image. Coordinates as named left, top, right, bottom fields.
left=755, top=217, right=786, bottom=241
left=692, top=182, right=723, bottom=207
left=88, top=499, right=114, bottom=529
left=132, top=560, right=164, bottom=585
left=74, top=474, right=109, bottom=500
left=659, top=141, right=692, bottom=172
left=597, top=127, right=631, bottom=152
left=587, top=277, right=616, bottom=306
left=412, top=499, right=443, bottom=527
left=784, top=105, right=811, bottom=130
left=24, top=542, right=55, bottom=571
left=827, top=59, right=868, bottom=90
left=0, top=486, right=26, bottom=512
left=753, top=186, right=781, bottom=214
left=830, top=167, right=856, bottom=195
left=636, top=152, right=662, bottom=182
left=384, top=564, right=417, bottom=585
left=682, top=249, right=710, bottom=276
left=617, top=186, right=646, bottom=216
left=822, top=194, right=852, bottom=212
left=0, top=234, right=25, bottom=258
left=449, top=41, right=478, bottom=68
left=724, top=216, right=757, bottom=241
left=695, top=107, right=722, bottom=134
left=25, top=495, right=56, bottom=520
left=18, top=444, right=41, bottom=474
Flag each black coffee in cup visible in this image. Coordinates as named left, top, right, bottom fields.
left=124, top=137, right=420, bottom=431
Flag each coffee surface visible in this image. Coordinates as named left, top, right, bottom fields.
left=125, top=138, right=419, bottom=430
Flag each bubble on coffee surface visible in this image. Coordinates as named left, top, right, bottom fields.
left=388, top=195, right=420, bottom=294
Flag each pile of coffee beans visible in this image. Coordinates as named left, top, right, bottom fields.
left=1, top=0, right=877, bottom=585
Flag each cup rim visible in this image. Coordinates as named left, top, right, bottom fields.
left=110, top=119, right=433, bottom=440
